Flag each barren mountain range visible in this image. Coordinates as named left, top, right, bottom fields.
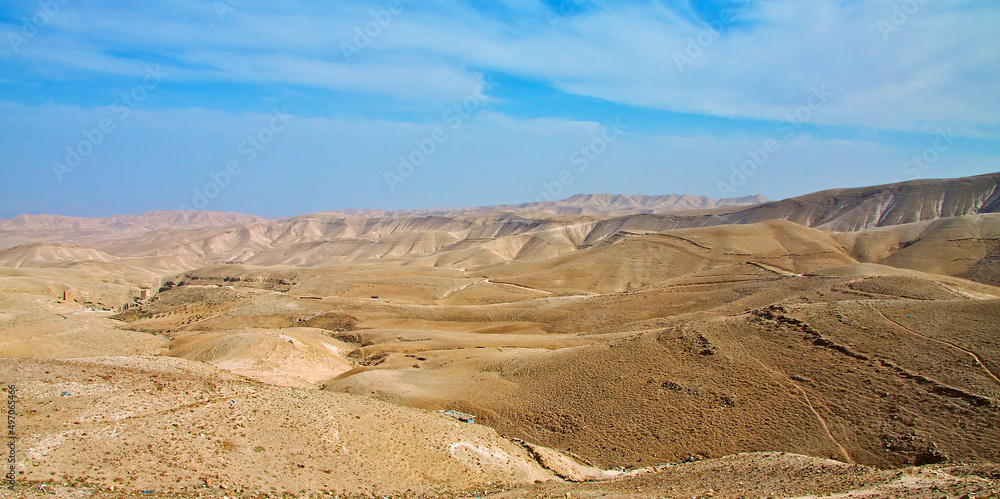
left=1, top=173, right=998, bottom=273
left=2, top=173, right=1000, bottom=498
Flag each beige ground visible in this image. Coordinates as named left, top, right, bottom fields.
left=2, top=175, right=999, bottom=497
left=3, top=356, right=555, bottom=497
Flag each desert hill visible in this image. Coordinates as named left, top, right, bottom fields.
left=0, top=210, right=268, bottom=250
left=481, top=220, right=858, bottom=294
left=0, top=210, right=266, bottom=232
left=0, top=175, right=992, bottom=276
left=0, top=193, right=765, bottom=252
left=321, top=261, right=1000, bottom=470
left=3, top=174, right=1000, bottom=498
left=578, top=172, right=1000, bottom=238
left=0, top=242, right=122, bottom=268
left=0, top=175, right=991, bottom=283
left=721, top=172, right=1000, bottom=231
left=2, top=355, right=556, bottom=497
left=336, top=193, right=770, bottom=218
left=836, top=212, right=1000, bottom=286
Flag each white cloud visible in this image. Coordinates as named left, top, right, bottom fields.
left=4, top=0, right=999, bottom=135
left=2, top=99, right=996, bottom=218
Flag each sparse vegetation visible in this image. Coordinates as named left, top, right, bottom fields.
left=1, top=176, right=999, bottom=497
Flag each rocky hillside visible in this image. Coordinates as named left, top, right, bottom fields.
left=0, top=175, right=996, bottom=276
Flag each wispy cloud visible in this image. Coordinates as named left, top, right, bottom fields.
left=4, top=0, right=997, bottom=135
left=1, top=0, right=998, bottom=217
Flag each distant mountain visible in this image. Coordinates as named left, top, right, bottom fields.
left=0, top=210, right=267, bottom=231
left=581, top=173, right=1000, bottom=239
left=0, top=211, right=269, bottom=249
left=0, top=242, right=122, bottom=268
left=720, top=172, right=1000, bottom=231
left=334, top=194, right=769, bottom=218
left=0, top=194, right=767, bottom=251
left=0, top=175, right=997, bottom=277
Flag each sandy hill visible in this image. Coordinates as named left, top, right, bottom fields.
left=725, top=172, right=1000, bottom=231
left=481, top=220, right=857, bottom=294
left=3, top=174, right=1000, bottom=498
left=0, top=242, right=122, bottom=268
left=0, top=175, right=995, bottom=275
left=319, top=261, right=1000, bottom=470
left=3, top=355, right=556, bottom=497
left=579, top=172, right=1000, bottom=237
left=836, top=212, right=1000, bottom=286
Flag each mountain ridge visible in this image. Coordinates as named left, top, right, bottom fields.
left=0, top=174, right=997, bottom=278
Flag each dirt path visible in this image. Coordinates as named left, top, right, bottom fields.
left=935, top=280, right=997, bottom=300
left=789, top=382, right=855, bottom=465
left=454, top=274, right=554, bottom=296
left=725, top=316, right=854, bottom=464
left=440, top=279, right=482, bottom=299
left=748, top=261, right=803, bottom=277
left=483, top=278, right=554, bottom=295
left=869, top=304, right=1000, bottom=387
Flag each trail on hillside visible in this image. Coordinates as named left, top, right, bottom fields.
left=869, top=304, right=1000, bottom=388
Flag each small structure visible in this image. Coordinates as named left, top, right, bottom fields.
left=439, top=409, right=476, bottom=424
left=62, top=290, right=74, bottom=302
left=139, top=288, right=152, bottom=300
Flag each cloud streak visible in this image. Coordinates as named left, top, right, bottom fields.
left=4, top=0, right=997, bottom=135
left=0, top=0, right=997, bottom=217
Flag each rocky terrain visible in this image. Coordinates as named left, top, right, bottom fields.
left=2, top=174, right=999, bottom=498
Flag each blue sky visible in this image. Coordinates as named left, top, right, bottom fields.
left=0, top=0, right=997, bottom=218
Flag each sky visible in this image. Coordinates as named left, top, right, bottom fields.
left=0, top=0, right=997, bottom=218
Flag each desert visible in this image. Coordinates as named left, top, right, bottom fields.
left=4, top=1, right=999, bottom=496
left=2, top=174, right=1000, bottom=498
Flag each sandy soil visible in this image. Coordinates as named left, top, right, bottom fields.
left=2, top=178, right=1000, bottom=497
